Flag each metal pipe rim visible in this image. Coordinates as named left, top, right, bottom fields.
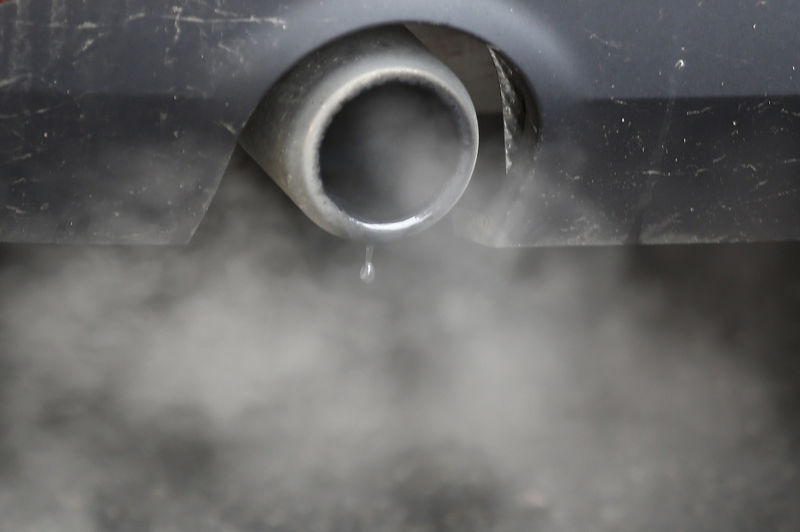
left=299, top=65, right=479, bottom=242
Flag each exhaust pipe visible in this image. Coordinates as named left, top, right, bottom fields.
left=239, top=27, right=479, bottom=242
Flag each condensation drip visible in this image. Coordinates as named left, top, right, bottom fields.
left=360, top=245, right=375, bottom=284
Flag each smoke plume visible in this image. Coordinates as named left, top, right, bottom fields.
left=0, top=149, right=799, bottom=531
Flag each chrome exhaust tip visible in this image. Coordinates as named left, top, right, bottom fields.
left=239, top=27, right=479, bottom=242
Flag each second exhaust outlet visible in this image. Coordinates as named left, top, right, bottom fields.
left=239, top=27, right=479, bottom=242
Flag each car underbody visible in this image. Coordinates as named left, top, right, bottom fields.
left=1, top=0, right=799, bottom=246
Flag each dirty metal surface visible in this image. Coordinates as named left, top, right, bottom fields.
left=1, top=0, right=799, bottom=245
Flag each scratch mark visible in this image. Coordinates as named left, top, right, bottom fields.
left=217, top=42, right=244, bottom=63
left=4, top=205, right=27, bottom=215
left=75, top=36, right=98, bottom=56
left=0, top=75, right=31, bottom=89
left=179, top=15, right=287, bottom=28
left=172, top=6, right=184, bottom=43
left=124, top=12, right=148, bottom=24
left=218, top=121, right=237, bottom=135
left=588, top=33, right=622, bottom=49
left=125, top=12, right=286, bottom=28
left=13, top=21, right=96, bottom=29
left=213, top=8, right=240, bottom=17
left=6, top=129, right=24, bottom=141
left=739, top=187, right=800, bottom=206
left=686, top=107, right=711, bottom=116
left=1, top=153, right=32, bottom=166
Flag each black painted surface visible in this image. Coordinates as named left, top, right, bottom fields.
left=460, top=98, right=800, bottom=246
left=1, top=0, right=799, bottom=244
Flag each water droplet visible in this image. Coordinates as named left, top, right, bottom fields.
left=360, top=245, right=375, bottom=284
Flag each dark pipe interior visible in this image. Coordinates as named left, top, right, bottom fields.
left=318, top=82, right=466, bottom=223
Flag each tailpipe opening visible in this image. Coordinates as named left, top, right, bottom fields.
left=239, top=27, right=479, bottom=242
